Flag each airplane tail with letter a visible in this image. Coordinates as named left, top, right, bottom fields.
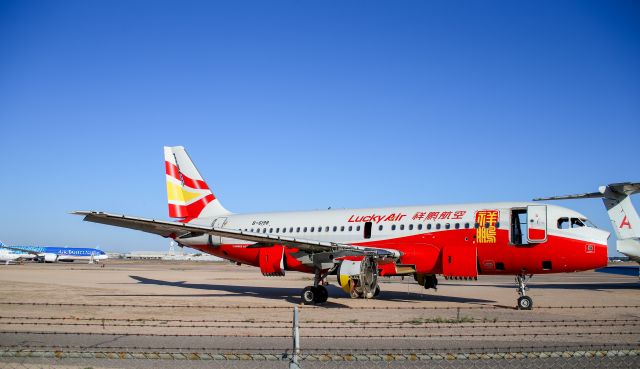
left=164, top=146, right=230, bottom=220
left=535, top=182, right=640, bottom=261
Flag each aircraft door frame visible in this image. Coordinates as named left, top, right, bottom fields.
left=526, top=205, right=547, bottom=243
left=209, top=217, right=228, bottom=246
left=212, top=217, right=228, bottom=228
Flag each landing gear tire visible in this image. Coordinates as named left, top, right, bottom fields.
left=517, top=296, right=533, bottom=310
left=301, top=286, right=316, bottom=305
left=301, top=285, right=329, bottom=305
left=314, top=285, right=328, bottom=304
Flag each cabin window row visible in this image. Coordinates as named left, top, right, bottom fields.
left=242, top=222, right=499, bottom=234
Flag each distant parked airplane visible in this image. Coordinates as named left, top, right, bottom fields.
left=0, top=243, right=35, bottom=265
left=75, top=146, right=610, bottom=309
left=0, top=241, right=108, bottom=263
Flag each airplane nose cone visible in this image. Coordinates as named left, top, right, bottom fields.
left=597, top=243, right=609, bottom=268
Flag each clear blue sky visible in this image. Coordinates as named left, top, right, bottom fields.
left=1, top=1, right=638, bottom=254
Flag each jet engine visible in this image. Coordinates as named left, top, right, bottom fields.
left=43, top=253, right=58, bottom=263
left=337, top=257, right=379, bottom=298
left=258, top=245, right=285, bottom=276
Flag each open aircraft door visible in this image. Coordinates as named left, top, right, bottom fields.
left=527, top=205, right=547, bottom=243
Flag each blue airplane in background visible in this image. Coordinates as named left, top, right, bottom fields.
left=0, top=240, right=107, bottom=264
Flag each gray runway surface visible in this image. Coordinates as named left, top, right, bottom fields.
left=0, top=260, right=638, bottom=368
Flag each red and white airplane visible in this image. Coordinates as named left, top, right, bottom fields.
left=75, top=146, right=611, bottom=309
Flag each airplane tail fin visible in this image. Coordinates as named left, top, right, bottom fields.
left=535, top=182, right=640, bottom=260
left=164, top=146, right=230, bottom=219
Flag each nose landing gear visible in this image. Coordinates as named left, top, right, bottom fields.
left=515, top=274, right=533, bottom=310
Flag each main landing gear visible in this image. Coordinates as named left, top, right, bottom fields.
left=301, top=269, right=329, bottom=305
left=515, top=274, right=533, bottom=310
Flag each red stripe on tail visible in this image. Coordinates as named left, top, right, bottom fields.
left=165, top=161, right=211, bottom=191
left=168, top=194, right=215, bottom=219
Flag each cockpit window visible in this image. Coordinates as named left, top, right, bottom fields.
left=571, top=218, right=585, bottom=228
left=557, top=218, right=569, bottom=229
left=559, top=217, right=596, bottom=229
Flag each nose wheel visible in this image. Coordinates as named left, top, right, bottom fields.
left=515, top=274, right=533, bottom=310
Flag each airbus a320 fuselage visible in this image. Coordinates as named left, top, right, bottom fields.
left=76, top=146, right=611, bottom=310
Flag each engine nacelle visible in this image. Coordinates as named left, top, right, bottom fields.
left=258, top=246, right=285, bottom=276
left=43, top=253, right=58, bottom=263
left=337, top=257, right=378, bottom=299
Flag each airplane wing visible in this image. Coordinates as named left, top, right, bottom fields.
left=534, top=182, right=640, bottom=201
left=72, top=211, right=401, bottom=259
left=0, top=245, right=40, bottom=256
left=533, top=192, right=603, bottom=201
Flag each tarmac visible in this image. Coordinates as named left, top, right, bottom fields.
left=0, top=260, right=638, bottom=368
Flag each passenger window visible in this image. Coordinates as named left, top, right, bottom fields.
left=391, top=225, right=396, bottom=231
left=302, top=227, right=306, bottom=232
left=445, top=223, right=450, bottom=229
left=378, top=225, right=383, bottom=231
left=357, top=226, right=361, bottom=231
left=418, top=224, right=423, bottom=230
left=400, top=224, right=405, bottom=230
left=270, top=228, right=274, bottom=233
left=348, top=226, right=353, bottom=232
left=325, top=226, right=330, bottom=232
left=464, top=223, right=470, bottom=229
left=427, top=224, right=432, bottom=230
left=340, top=226, right=344, bottom=232
left=455, top=223, right=460, bottom=229
left=310, top=227, right=314, bottom=232
left=436, top=224, right=441, bottom=230
left=558, top=218, right=569, bottom=229
left=290, top=227, right=294, bottom=233
left=318, top=226, right=322, bottom=233
left=333, top=226, right=337, bottom=232
left=282, top=228, right=286, bottom=233
left=409, top=224, right=414, bottom=230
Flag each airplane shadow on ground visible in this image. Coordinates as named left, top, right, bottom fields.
left=86, top=275, right=495, bottom=307
left=457, top=282, right=639, bottom=291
